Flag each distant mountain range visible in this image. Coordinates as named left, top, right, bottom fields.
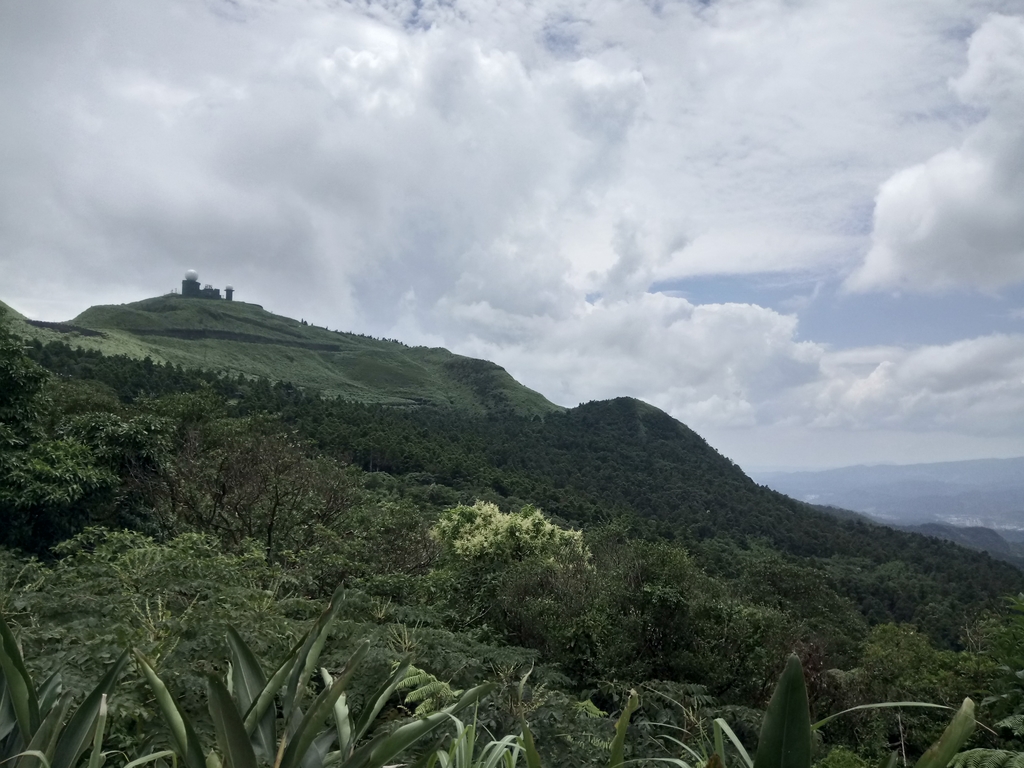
left=755, top=459, right=1024, bottom=564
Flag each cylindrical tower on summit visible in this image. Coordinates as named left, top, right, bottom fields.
left=182, top=270, right=201, bottom=297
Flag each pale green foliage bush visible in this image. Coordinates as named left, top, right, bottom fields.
left=432, top=502, right=588, bottom=565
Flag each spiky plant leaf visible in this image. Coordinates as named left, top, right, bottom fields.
left=914, top=698, right=975, bottom=768
left=0, top=614, right=40, bottom=743
left=207, top=677, right=257, bottom=768
left=352, top=658, right=412, bottom=745
left=609, top=692, right=639, bottom=768
left=51, top=649, right=129, bottom=768
left=345, top=683, right=497, bottom=768
left=134, top=651, right=207, bottom=768
left=15, top=692, right=72, bottom=768
left=283, top=586, right=346, bottom=726
left=36, top=675, right=62, bottom=722
left=225, top=627, right=275, bottom=762
left=277, top=640, right=368, bottom=768
left=753, top=655, right=811, bottom=768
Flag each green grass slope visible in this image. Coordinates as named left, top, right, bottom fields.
left=12, top=295, right=560, bottom=415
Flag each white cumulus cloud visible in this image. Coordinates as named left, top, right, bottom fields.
left=848, top=14, right=1024, bottom=293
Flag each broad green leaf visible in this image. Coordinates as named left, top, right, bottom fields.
left=753, top=655, right=811, bottom=768
left=15, top=692, right=72, bottom=768
left=8, top=750, right=51, bottom=768
left=879, top=753, right=898, bottom=768
left=277, top=641, right=368, bottom=768
left=345, top=683, right=497, bottom=768
left=226, top=627, right=275, bottom=762
left=812, top=703, right=951, bottom=732
left=207, top=676, right=257, bottom=768
left=134, top=651, right=207, bottom=768
left=85, top=694, right=107, bottom=768
left=0, top=614, right=41, bottom=743
left=914, top=698, right=975, bottom=768
left=715, top=719, right=753, bottom=768
left=351, top=658, right=411, bottom=746
left=51, top=649, right=129, bottom=768
left=242, top=637, right=300, bottom=738
left=609, top=691, right=639, bottom=768
left=123, top=750, right=178, bottom=768
left=36, top=674, right=62, bottom=722
left=317, top=671, right=351, bottom=760
left=0, top=675, right=18, bottom=743
left=519, top=722, right=542, bottom=768
left=283, top=586, right=346, bottom=726
left=298, top=728, right=337, bottom=768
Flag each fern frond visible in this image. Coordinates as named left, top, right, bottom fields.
left=951, top=749, right=1024, bottom=768
left=573, top=699, right=608, bottom=719
left=996, top=715, right=1024, bottom=739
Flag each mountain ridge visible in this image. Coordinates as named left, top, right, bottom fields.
left=2, top=295, right=560, bottom=416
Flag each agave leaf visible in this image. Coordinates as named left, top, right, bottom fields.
left=345, top=683, right=497, bottom=768
left=207, top=676, right=257, bottom=768
left=15, top=692, right=72, bottom=768
left=317, top=671, right=351, bottom=760
left=85, top=694, right=107, bottom=768
left=715, top=718, right=754, bottom=768
left=242, top=636, right=300, bottom=738
left=519, top=722, right=542, bottom=768
left=351, top=658, right=411, bottom=746
left=0, top=614, right=41, bottom=743
left=1, top=675, right=18, bottom=744
left=134, top=651, right=207, bottom=768
left=812, top=703, right=952, bottom=732
left=51, top=649, right=129, bottom=768
left=277, top=641, right=368, bottom=768
left=36, top=674, right=63, bottom=722
left=226, top=628, right=275, bottom=762
left=8, top=750, right=51, bottom=768
left=283, top=587, right=346, bottom=726
left=299, top=728, right=337, bottom=768
left=123, top=750, right=178, bottom=768
left=752, top=655, right=811, bottom=768
left=914, top=698, right=975, bottom=768
left=608, top=691, right=639, bottom=768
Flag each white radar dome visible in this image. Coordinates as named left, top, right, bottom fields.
left=185, top=269, right=199, bottom=282
left=225, top=285, right=234, bottom=291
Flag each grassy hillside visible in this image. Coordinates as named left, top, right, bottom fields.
left=6, top=295, right=559, bottom=415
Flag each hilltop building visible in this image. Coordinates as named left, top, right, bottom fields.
left=180, top=270, right=234, bottom=300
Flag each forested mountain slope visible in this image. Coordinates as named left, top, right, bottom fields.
left=17, top=328, right=1024, bottom=652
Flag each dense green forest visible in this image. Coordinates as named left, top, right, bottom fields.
left=3, top=308, right=1024, bottom=768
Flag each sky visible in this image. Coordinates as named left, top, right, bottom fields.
left=2, top=0, right=1024, bottom=471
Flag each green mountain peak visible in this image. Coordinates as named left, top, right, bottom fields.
left=9, top=294, right=560, bottom=416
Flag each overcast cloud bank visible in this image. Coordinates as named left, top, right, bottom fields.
left=2, top=0, right=1024, bottom=468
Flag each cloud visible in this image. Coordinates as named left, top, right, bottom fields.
left=450, top=292, right=823, bottom=428
left=4, top=0, right=1024, bottom=466
left=429, top=287, right=1024, bottom=442
left=848, top=14, right=1024, bottom=293
left=801, top=333, right=1024, bottom=433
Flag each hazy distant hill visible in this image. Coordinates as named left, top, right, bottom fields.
left=755, top=460, right=1024, bottom=564
left=754, top=458, right=1024, bottom=529
left=2, top=295, right=559, bottom=416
